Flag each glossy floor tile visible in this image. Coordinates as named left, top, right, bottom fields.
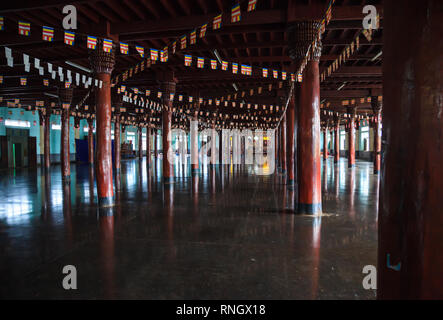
left=0, top=156, right=378, bottom=299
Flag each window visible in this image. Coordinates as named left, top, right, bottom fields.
left=340, top=131, right=346, bottom=150
left=360, top=126, right=369, bottom=151
left=5, top=119, right=30, bottom=128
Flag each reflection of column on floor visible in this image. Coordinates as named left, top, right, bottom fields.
left=99, top=216, right=115, bottom=299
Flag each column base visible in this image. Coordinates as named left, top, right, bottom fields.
left=348, top=164, right=355, bottom=168
left=374, top=170, right=379, bottom=174
left=298, top=203, right=322, bottom=215
left=62, top=175, right=70, bottom=183
left=287, top=179, right=295, bottom=186
left=191, top=168, right=199, bottom=175
left=98, top=196, right=114, bottom=208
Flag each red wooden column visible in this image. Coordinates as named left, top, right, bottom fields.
left=87, top=118, right=94, bottom=165
left=372, top=97, right=382, bottom=174
left=43, top=108, right=51, bottom=170
left=138, top=126, right=143, bottom=159
left=190, top=92, right=200, bottom=175
left=334, top=115, right=340, bottom=163
left=146, top=126, right=151, bottom=168
left=378, top=0, right=443, bottom=299
left=280, top=113, right=287, bottom=174
left=159, top=71, right=176, bottom=183
left=114, top=111, right=121, bottom=172
left=289, top=21, right=322, bottom=215
left=347, top=107, right=356, bottom=168
left=286, top=87, right=296, bottom=186
left=90, top=40, right=115, bottom=207
left=154, top=129, right=158, bottom=160
left=59, top=87, right=73, bottom=182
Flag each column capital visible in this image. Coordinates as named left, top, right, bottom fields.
left=371, top=96, right=382, bottom=113
left=89, top=39, right=115, bottom=74
left=287, top=20, right=322, bottom=62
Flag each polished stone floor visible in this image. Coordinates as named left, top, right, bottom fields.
left=0, top=156, right=378, bottom=299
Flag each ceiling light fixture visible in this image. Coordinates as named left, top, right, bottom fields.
left=213, top=49, right=223, bottom=64
left=65, top=60, right=92, bottom=73
left=371, top=51, right=383, bottom=61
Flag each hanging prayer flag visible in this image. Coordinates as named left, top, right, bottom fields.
left=160, top=48, right=168, bottom=62
left=0, top=76, right=3, bottom=84
left=210, top=59, right=217, bottom=70
left=135, top=46, right=144, bottom=57
left=172, top=41, right=177, bottom=54
left=133, top=88, right=138, bottom=94
left=232, top=63, right=238, bottom=74
left=222, top=61, right=228, bottom=71
left=64, top=30, right=75, bottom=45
left=273, top=70, right=278, bottom=79
left=297, top=73, right=303, bottom=82
left=241, top=64, right=251, bottom=75
left=145, top=89, right=150, bottom=96
left=213, top=14, right=222, bottom=30
left=190, top=30, right=196, bottom=44
left=87, top=36, right=97, bottom=49
left=169, top=93, right=174, bottom=101
left=150, top=48, right=158, bottom=61
left=42, top=26, right=54, bottom=41
left=43, top=79, right=49, bottom=86
left=199, top=24, right=207, bottom=38
left=189, top=96, right=193, bottom=102
left=197, top=57, right=204, bottom=68
left=184, top=55, right=192, bottom=66
left=103, top=39, right=113, bottom=52
left=178, top=95, right=183, bottom=102
left=262, top=68, right=268, bottom=77
left=291, top=73, right=295, bottom=82
left=20, top=77, right=27, bottom=86
left=120, top=42, right=128, bottom=54
left=282, top=71, right=287, bottom=80
left=0, top=17, right=4, bottom=31
left=18, top=21, right=31, bottom=36
left=180, top=35, right=187, bottom=49
left=231, top=4, right=241, bottom=23
left=65, top=81, right=71, bottom=88
left=157, top=91, right=162, bottom=98
left=248, top=0, right=257, bottom=12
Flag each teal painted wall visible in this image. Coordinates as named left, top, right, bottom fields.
left=1, top=107, right=77, bottom=155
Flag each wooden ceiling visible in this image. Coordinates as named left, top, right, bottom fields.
left=0, top=0, right=383, bottom=127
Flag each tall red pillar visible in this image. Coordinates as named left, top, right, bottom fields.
left=87, top=118, right=94, bottom=165
left=289, top=21, right=322, bottom=214
left=378, top=0, right=443, bottom=299
left=90, top=40, right=115, bottom=207
left=334, top=116, right=340, bottom=164
left=114, top=112, right=121, bottom=172
left=159, top=72, right=176, bottom=183
left=347, top=107, right=356, bottom=168
left=286, top=89, right=296, bottom=185
left=372, top=97, right=382, bottom=174
left=280, top=113, right=287, bottom=174
left=59, top=87, right=73, bottom=182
